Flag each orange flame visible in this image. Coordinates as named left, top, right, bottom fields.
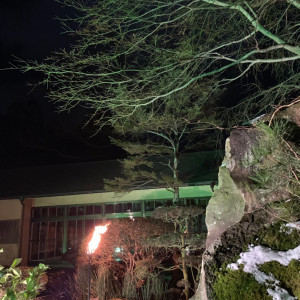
left=87, top=223, right=109, bottom=254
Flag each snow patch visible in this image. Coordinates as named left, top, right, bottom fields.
left=228, top=244, right=300, bottom=300
left=285, top=221, right=300, bottom=230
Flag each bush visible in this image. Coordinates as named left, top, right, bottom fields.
left=140, top=275, right=169, bottom=300
left=76, top=218, right=171, bottom=299
left=93, top=265, right=122, bottom=300
left=0, top=249, right=48, bottom=300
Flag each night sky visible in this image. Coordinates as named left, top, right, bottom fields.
left=0, top=0, right=122, bottom=170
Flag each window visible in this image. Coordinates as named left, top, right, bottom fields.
left=94, top=205, right=102, bottom=214
left=124, top=203, right=132, bottom=212
left=133, top=202, right=141, bottom=212
left=145, top=201, right=154, bottom=212
left=68, top=206, right=77, bottom=216
left=115, top=203, right=123, bottom=213
left=155, top=200, right=164, bottom=208
left=105, top=204, right=114, bottom=214
left=0, top=220, right=19, bottom=244
left=105, top=202, right=142, bottom=214
left=30, top=221, right=63, bottom=261
left=29, top=198, right=208, bottom=263
left=86, top=205, right=94, bottom=215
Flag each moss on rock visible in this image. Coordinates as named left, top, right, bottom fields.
left=270, top=199, right=300, bottom=222
left=255, top=221, right=300, bottom=251
left=259, top=259, right=300, bottom=298
left=213, top=268, right=271, bottom=300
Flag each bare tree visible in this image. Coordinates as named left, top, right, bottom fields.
left=151, top=206, right=207, bottom=300
left=14, top=0, right=299, bottom=128
left=77, top=218, right=172, bottom=299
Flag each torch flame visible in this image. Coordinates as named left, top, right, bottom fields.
left=87, top=223, right=109, bottom=254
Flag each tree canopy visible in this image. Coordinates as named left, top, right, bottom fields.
left=17, top=0, right=299, bottom=128
left=104, top=81, right=224, bottom=199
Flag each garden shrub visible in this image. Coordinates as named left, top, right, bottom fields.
left=140, top=275, right=169, bottom=300
left=0, top=249, right=48, bottom=300
left=122, top=272, right=138, bottom=299
left=93, top=265, right=121, bottom=300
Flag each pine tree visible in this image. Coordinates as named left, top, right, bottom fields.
left=104, top=81, right=224, bottom=204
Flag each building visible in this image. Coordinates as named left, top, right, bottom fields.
left=0, top=151, right=221, bottom=267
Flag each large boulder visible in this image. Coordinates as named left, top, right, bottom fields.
left=205, top=166, right=245, bottom=250
left=205, top=127, right=262, bottom=251
left=195, top=107, right=300, bottom=299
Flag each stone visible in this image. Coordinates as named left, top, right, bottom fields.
left=205, top=166, right=245, bottom=249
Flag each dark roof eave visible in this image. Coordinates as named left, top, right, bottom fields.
left=0, top=181, right=214, bottom=200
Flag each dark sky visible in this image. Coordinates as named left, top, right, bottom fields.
left=0, top=0, right=65, bottom=113
left=0, top=0, right=121, bottom=169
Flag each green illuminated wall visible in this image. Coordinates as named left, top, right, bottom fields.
left=34, top=185, right=213, bottom=207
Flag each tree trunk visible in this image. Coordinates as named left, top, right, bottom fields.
left=173, top=150, right=179, bottom=205
left=181, top=234, right=189, bottom=300
left=174, top=185, right=179, bottom=205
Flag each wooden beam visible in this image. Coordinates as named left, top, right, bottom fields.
left=20, top=198, right=34, bottom=266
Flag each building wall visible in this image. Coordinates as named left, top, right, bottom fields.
left=34, top=185, right=212, bottom=207
left=0, top=199, right=22, bottom=266
left=0, top=186, right=212, bottom=266
left=28, top=186, right=212, bottom=265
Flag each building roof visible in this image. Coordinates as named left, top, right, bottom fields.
left=0, top=151, right=223, bottom=198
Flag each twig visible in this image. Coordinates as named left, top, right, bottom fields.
left=282, top=139, right=300, bottom=160
left=289, top=167, right=300, bottom=184
left=258, top=202, right=293, bottom=224
left=268, top=97, right=300, bottom=127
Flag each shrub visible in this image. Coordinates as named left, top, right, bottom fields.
left=0, top=249, right=48, bottom=300
left=93, top=265, right=122, bottom=300
left=140, top=275, right=169, bottom=300
left=76, top=218, right=171, bottom=299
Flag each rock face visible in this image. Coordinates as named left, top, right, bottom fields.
left=205, top=128, right=262, bottom=251
left=224, top=128, right=262, bottom=182
left=196, top=128, right=261, bottom=300
left=276, top=101, right=300, bottom=127
left=194, top=108, right=300, bottom=299
left=205, top=166, right=245, bottom=250
left=197, top=210, right=270, bottom=300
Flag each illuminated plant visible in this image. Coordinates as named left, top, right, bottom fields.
left=15, top=0, right=299, bottom=129
left=151, top=206, right=207, bottom=300
left=0, top=249, right=48, bottom=300
left=76, top=218, right=172, bottom=299
left=104, top=83, right=224, bottom=204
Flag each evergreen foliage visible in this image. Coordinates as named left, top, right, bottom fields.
left=104, top=82, right=224, bottom=202
left=0, top=249, right=48, bottom=300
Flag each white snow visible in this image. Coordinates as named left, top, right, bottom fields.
left=281, top=222, right=300, bottom=235
left=227, top=222, right=300, bottom=300
left=285, top=221, right=300, bottom=230
left=249, top=114, right=266, bottom=124
left=267, top=286, right=296, bottom=300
